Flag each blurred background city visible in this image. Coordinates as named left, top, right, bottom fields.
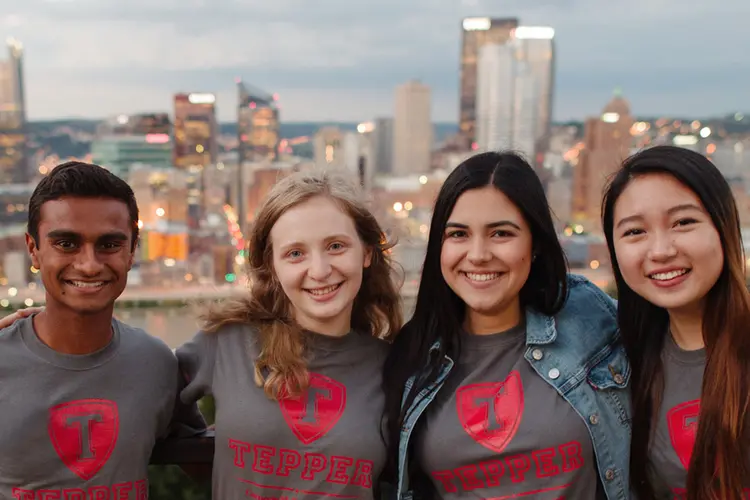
left=0, top=1, right=746, bottom=346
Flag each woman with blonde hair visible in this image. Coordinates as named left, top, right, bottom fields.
left=176, top=169, right=403, bottom=498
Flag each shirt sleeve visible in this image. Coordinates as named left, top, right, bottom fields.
left=176, top=330, right=217, bottom=407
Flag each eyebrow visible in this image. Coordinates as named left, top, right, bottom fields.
left=445, top=220, right=522, bottom=231
left=46, top=229, right=130, bottom=242
left=615, top=203, right=703, bottom=229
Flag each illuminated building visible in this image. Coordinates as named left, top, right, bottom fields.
left=572, top=92, right=635, bottom=232
left=91, top=113, right=173, bottom=178
left=459, top=17, right=518, bottom=149
left=237, top=80, right=280, bottom=163
left=173, top=93, right=217, bottom=169
left=173, top=92, right=218, bottom=228
left=393, top=80, right=432, bottom=176
left=0, top=38, right=27, bottom=183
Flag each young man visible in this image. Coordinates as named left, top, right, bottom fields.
left=0, top=161, right=205, bottom=499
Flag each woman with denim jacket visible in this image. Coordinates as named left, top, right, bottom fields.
left=382, top=151, right=632, bottom=500
left=602, top=146, right=750, bottom=500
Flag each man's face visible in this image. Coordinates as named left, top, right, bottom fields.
left=27, top=197, right=136, bottom=316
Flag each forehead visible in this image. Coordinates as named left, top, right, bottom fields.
left=38, top=197, right=133, bottom=237
left=449, top=186, right=525, bottom=223
left=615, top=173, right=702, bottom=218
left=270, top=196, right=358, bottom=247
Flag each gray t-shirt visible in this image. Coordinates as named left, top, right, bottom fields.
left=649, top=334, right=704, bottom=499
left=415, top=324, right=598, bottom=499
left=0, top=315, right=200, bottom=499
left=177, top=324, right=390, bottom=500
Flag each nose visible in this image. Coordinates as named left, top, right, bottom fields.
left=73, top=245, right=105, bottom=276
left=467, top=236, right=492, bottom=265
left=647, top=231, right=678, bottom=262
left=308, top=252, right=333, bottom=281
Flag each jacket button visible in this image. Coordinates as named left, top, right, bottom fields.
left=589, top=414, right=599, bottom=425
left=548, top=368, right=560, bottom=380
left=613, top=374, right=625, bottom=385
left=532, top=349, right=543, bottom=360
left=605, top=469, right=615, bottom=481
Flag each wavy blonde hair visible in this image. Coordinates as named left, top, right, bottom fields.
left=199, top=169, right=403, bottom=400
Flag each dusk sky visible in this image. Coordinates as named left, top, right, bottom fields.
left=3, top=0, right=747, bottom=122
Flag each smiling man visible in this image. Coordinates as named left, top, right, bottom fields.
left=0, top=161, right=204, bottom=498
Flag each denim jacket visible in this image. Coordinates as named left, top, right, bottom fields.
left=394, top=274, right=632, bottom=500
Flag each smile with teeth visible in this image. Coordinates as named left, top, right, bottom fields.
left=306, top=283, right=342, bottom=296
left=462, top=272, right=501, bottom=282
left=67, top=280, right=106, bottom=288
left=649, top=269, right=689, bottom=281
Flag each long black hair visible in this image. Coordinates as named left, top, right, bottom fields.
left=602, top=145, right=750, bottom=500
left=381, top=151, right=568, bottom=483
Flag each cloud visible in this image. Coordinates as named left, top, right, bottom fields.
left=1, top=0, right=746, bottom=121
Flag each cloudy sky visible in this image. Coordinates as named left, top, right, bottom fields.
left=3, top=0, right=747, bottom=122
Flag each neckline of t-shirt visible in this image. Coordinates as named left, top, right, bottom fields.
left=21, top=314, right=122, bottom=370
left=305, top=329, right=366, bottom=352
left=663, top=331, right=705, bottom=366
left=459, top=322, right=526, bottom=350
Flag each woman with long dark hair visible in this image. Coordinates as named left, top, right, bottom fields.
left=383, top=151, right=632, bottom=500
left=602, top=145, right=750, bottom=500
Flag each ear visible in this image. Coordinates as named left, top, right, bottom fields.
left=25, top=233, right=40, bottom=270
left=363, top=246, right=373, bottom=269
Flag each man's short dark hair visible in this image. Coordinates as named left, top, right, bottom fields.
left=28, top=161, right=140, bottom=251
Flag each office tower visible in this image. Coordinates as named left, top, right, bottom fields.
left=237, top=80, right=280, bottom=164
left=173, top=92, right=218, bottom=228
left=459, top=17, right=519, bottom=149
left=91, top=113, right=173, bottom=178
left=393, top=80, right=432, bottom=176
left=372, top=117, right=394, bottom=175
left=0, top=38, right=27, bottom=183
left=476, top=41, right=538, bottom=157
left=572, top=92, right=635, bottom=232
left=514, top=26, right=556, bottom=165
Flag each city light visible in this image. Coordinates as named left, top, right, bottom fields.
left=462, top=17, right=491, bottom=31
left=601, top=112, right=620, bottom=123
left=155, top=208, right=165, bottom=217
left=188, top=93, right=216, bottom=104
left=673, top=135, right=698, bottom=146
left=8, top=287, right=17, bottom=297
left=24, top=298, right=33, bottom=307
left=137, top=219, right=144, bottom=229
left=393, top=202, right=403, bottom=212
left=573, top=225, right=584, bottom=234
left=700, top=127, right=712, bottom=138
left=404, top=201, right=413, bottom=211
left=164, top=258, right=176, bottom=267
left=706, top=143, right=717, bottom=155
left=196, top=144, right=205, bottom=153
left=225, top=273, right=236, bottom=283
left=590, top=260, right=600, bottom=270
left=0, top=300, right=8, bottom=308
left=514, top=26, right=555, bottom=40
left=419, top=175, right=428, bottom=185
left=38, top=165, right=48, bottom=175
left=145, top=133, right=170, bottom=144
left=357, top=122, right=375, bottom=134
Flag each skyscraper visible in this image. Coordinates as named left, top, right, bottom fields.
left=237, top=80, right=280, bottom=164
left=173, top=92, right=218, bottom=228
left=514, top=26, right=556, bottom=165
left=393, top=80, right=432, bottom=176
left=475, top=41, right=538, bottom=157
left=572, top=92, right=635, bottom=232
left=0, top=38, right=27, bottom=183
left=459, top=17, right=519, bottom=149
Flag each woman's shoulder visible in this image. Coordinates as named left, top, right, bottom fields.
left=563, top=273, right=617, bottom=318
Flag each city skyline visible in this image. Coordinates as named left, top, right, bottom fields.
left=0, top=0, right=747, bottom=122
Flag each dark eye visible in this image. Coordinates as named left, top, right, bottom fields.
left=622, top=228, right=644, bottom=237
left=492, top=230, right=514, bottom=238
left=55, top=240, right=76, bottom=250
left=446, top=230, right=467, bottom=239
left=329, top=242, right=344, bottom=251
left=675, top=218, right=698, bottom=227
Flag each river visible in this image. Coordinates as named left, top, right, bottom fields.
left=117, top=297, right=418, bottom=348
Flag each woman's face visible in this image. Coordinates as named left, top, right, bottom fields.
left=440, top=186, right=533, bottom=333
left=612, top=173, right=724, bottom=313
